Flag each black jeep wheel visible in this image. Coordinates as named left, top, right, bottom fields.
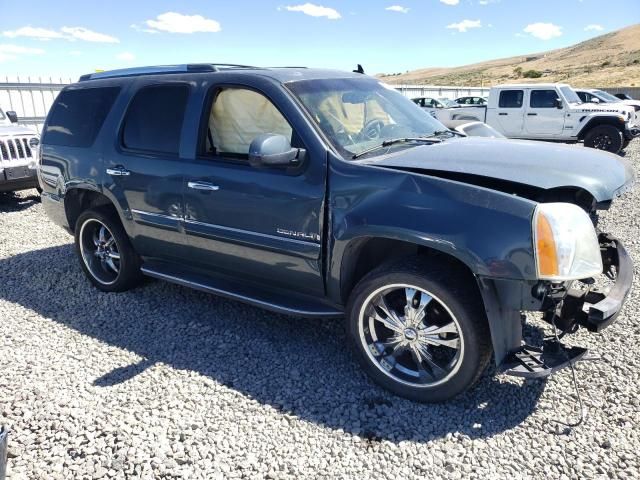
left=74, top=209, right=143, bottom=292
left=346, top=257, right=492, bottom=403
left=584, top=125, right=624, bottom=154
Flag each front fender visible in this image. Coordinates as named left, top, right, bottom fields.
left=326, top=156, right=539, bottom=302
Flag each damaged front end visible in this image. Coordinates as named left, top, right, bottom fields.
left=500, top=233, right=633, bottom=378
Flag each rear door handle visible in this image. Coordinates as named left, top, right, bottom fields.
left=188, top=181, right=220, bottom=191
left=106, top=166, right=131, bottom=176
left=527, top=113, right=538, bottom=116
left=498, top=113, right=508, bottom=116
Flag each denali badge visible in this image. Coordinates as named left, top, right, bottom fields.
left=276, top=228, right=320, bottom=242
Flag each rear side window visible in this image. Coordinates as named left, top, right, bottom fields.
left=498, top=90, right=523, bottom=108
left=44, top=87, right=120, bottom=147
left=122, top=85, right=189, bottom=154
left=530, top=90, right=559, bottom=108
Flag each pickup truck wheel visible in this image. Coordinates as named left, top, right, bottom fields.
left=583, top=125, right=623, bottom=153
left=346, top=259, right=491, bottom=403
left=74, top=209, right=142, bottom=292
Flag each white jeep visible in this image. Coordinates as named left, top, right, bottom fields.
left=436, top=83, right=639, bottom=154
left=0, top=108, right=40, bottom=193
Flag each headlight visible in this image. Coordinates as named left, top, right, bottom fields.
left=533, top=203, right=602, bottom=281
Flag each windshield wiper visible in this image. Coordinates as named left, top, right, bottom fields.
left=424, top=129, right=465, bottom=138
left=352, top=137, right=441, bottom=159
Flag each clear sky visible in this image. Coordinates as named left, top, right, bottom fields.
left=1, top=0, right=639, bottom=79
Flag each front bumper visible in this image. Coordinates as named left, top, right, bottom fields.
left=551, top=234, right=633, bottom=333
left=0, top=165, right=38, bottom=193
left=625, top=126, right=640, bottom=139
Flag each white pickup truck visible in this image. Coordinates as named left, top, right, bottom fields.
left=0, top=108, right=40, bottom=193
left=434, top=83, right=639, bottom=154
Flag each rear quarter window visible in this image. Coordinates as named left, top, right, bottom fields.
left=498, top=90, right=524, bottom=108
left=43, top=87, right=120, bottom=147
left=121, top=84, right=189, bottom=155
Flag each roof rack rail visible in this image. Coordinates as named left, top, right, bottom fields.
left=78, top=63, right=258, bottom=82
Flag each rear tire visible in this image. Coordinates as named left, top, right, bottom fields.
left=74, top=209, right=143, bottom=292
left=346, top=257, right=492, bottom=403
left=583, top=125, right=624, bottom=154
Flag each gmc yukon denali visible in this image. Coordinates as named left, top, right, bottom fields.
left=39, top=65, right=635, bottom=402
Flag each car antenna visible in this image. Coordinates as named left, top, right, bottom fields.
left=353, top=64, right=365, bottom=74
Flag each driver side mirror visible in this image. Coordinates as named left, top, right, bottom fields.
left=5, top=111, right=18, bottom=123
left=248, top=134, right=304, bottom=168
left=591, top=97, right=601, bottom=104
left=555, top=98, right=564, bottom=109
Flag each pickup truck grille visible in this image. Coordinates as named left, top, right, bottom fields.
left=0, top=137, right=34, bottom=162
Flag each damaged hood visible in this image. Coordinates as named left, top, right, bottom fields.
left=360, top=137, right=635, bottom=203
left=0, top=124, right=39, bottom=137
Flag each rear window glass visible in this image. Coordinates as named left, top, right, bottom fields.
left=43, top=87, right=120, bottom=147
left=122, top=85, right=189, bottom=154
left=498, top=90, right=523, bottom=108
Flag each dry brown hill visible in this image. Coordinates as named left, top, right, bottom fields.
left=380, top=24, right=640, bottom=87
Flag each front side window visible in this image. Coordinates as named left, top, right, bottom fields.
left=286, top=78, right=445, bottom=158
left=43, top=87, right=120, bottom=147
left=530, top=90, right=560, bottom=108
left=204, top=88, right=293, bottom=158
left=122, top=84, right=189, bottom=154
left=498, top=90, right=524, bottom=108
left=593, top=90, right=620, bottom=103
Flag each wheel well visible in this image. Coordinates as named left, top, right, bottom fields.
left=340, top=238, right=478, bottom=304
left=64, top=189, right=118, bottom=232
left=540, top=187, right=596, bottom=213
left=578, top=117, right=624, bottom=140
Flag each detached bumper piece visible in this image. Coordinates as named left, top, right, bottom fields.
left=549, top=234, right=633, bottom=333
left=500, top=341, right=587, bottom=378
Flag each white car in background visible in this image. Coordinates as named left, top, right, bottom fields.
left=575, top=88, right=640, bottom=127
left=411, top=96, right=466, bottom=122
left=0, top=107, right=40, bottom=193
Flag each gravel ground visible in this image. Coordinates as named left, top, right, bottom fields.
left=1, top=140, right=639, bottom=480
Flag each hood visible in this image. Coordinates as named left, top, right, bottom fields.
left=0, top=123, right=39, bottom=137
left=571, top=102, right=634, bottom=116
left=361, top=137, right=635, bottom=203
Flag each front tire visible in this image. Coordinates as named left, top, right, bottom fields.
left=346, top=258, right=492, bottom=403
left=583, top=125, right=624, bottom=154
left=74, top=209, right=143, bottom=292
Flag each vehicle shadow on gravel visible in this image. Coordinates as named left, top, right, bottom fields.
left=0, top=191, right=40, bottom=212
left=0, top=245, right=547, bottom=442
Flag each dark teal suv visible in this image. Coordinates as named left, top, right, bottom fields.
left=39, top=64, right=634, bottom=402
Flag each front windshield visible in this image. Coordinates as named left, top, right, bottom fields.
left=560, top=86, right=582, bottom=104
left=286, top=78, right=446, bottom=158
left=593, top=90, right=620, bottom=103
left=439, top=99, right=458, bottom=108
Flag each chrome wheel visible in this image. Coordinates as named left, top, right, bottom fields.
left=79, top=219, right=121, bottom=285
left=358, top=284, right=464, bottom=388
left=592, top=133, right=613, bottom=150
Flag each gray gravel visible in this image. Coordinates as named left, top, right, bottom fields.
left=1, top=140, right=639, bottom=479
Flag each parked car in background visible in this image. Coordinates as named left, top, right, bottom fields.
left=0, top=107, right=40, bottom=193
left=411, top=96, right=461, bottom=121
left=614, top=93, right=634, bottom=100
left=454, top=96, right=487, bottom=105
left=437, top=83, right=639, bottom=153
left=39, top=65, right=634, bottom=403
left=575, top=88, right=640, bottom=132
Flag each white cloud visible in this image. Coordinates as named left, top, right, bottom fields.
left=386, top=5, right=409, bottom=13
left=2, top=25, right=118, bottom=43
left=143, top=12, right=221, bottom=33
left=585, top=24, right=604, bottom=32
left=440, top=0, right=460, bottom=5
left=131, top=24, right=159, bottom=34
left=60, top=26, right=119, bottom=43
left=447, top=19, right=482, bottom=32
left=0, top=43, right=45, bottom=62
left=284, top=3, right=341, bottom=20
left=69, top=50, right=82, bottom=56
left=3, top=26, right=64, bottom=40
left=523, top=22, right=562, bottom=40
left=116, top=52, right=135, bottom=62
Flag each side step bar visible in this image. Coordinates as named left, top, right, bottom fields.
left=499, top=341, right=588, bottom=378
left=141, top=262, right=344, bottom=319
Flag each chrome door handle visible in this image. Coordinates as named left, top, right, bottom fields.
left=106, top=166, right=131, bottom=176
left=188, top=181, right=219, bottom=191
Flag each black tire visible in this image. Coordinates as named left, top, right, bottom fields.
left=583, top=125, right=624, bottom=154
left=346, top=257, right=492, bottom=403
left=74, top=208, right=143, bottom=292
left=622, top=138, right=630, bottom=150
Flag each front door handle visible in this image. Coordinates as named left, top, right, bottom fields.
left=106, top=166, right=131, bottom=176
left=498, top=112, right=508, bottom=116
left=527, top=113, right=538, bottom=116
left=188, top=181, right=220, bottom=191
